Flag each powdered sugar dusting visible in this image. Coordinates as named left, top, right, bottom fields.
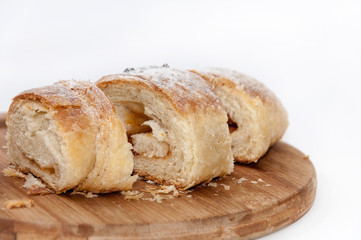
left=193, top=68, right=278, bottom=103
left=98, top=66, right=224, bottom=113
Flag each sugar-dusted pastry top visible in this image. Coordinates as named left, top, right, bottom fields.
left=190, top=67, right=280, bottom=104
left=7, top=80, right=136, bottom=193
left=11, top=81, right=116, bottom=131
left=191, top=67, right=289, bottom=148
left=97, top=66, right=225, bottom=114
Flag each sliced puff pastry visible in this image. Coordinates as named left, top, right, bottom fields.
left=191, top=68, right=288, bottom=163
left=96, top=66, right=234, bottom=190
left=6, top=80, right=137, bottom=193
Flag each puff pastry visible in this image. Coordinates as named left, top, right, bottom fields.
left=96, top=66, right=233, bottom=190
left=6, top=81, right=137, bottom=193
left=191, top=68, right=288, bottom=163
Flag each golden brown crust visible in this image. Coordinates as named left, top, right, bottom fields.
left=191, top=68, right=288, bottom=162
left=190, top=68, right=274, bottom=103
left=9, top=81, right=116, bottom=133
left=133, top=169, right=188, bottom=190
left=96, top=66, right=233, bottom=189
left=6, top=80, right=136, bottom=193
left=96, top=67, right=225, bottom=114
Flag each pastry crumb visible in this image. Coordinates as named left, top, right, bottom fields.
left=2, top=167, right=27, bottom=179
left=208, top=182, right=217, bottom=187
left=124, top=192, right=144, bottom=200
left=71, top=191, right=98, bottom=198
left=143, top=193, right=167, bottom=203
left=250, top=181, right=258, bottom=184
left=5, top=199, right=34, bottom=209
left=121, top=190, right=140, bottom=196
left=257, top=178, right=264, bottom=183
left=129, top=184, right=180, bottom=203
left=157, top=185, right=179, bottom=196
left=27, top=187, right=53, bottom=196
left=264, top=184, right=271, bottom=187
left=303, top=155, right=310, bottom=160
left=23, top=174, right=46, bottom=189
left=85, top=192, right=98, bottom=198
left=23, top=174, right=53, bottom=195
left=237, top=177, right=247, bottom=184
left=220, top=184, right=230, bottom=190
left=122, top=190, right=144, bottom=200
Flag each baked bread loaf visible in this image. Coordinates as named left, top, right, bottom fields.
left=96, top=66, right=233, bottom=190
left=191, top=68, right=288, bottom=163
left=6, top=81, right=137, bottom=193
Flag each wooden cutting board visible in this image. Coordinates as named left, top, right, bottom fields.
left=0, top=113, right=316, bottom=240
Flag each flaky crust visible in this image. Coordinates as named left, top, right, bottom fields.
left=96, top=66, right=233, bottom=189
left=97, top=67, right=225, bottom=115
left=191, top=68, right=288, bottom=163
left=6, top=81, right=136, bottom=193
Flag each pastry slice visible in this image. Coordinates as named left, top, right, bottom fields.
left=96, top=66, right=233, bottom=189
left=6, top=81, right=137, bottom=193
left=191, top=68, right=288, bottom=163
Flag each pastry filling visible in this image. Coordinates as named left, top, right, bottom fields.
left=117, top=101, right=170, bottom=158
left=9, top=102, right=62, bottom=186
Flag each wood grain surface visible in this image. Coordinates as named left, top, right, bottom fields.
left=0, top=114, right=316, bottom=240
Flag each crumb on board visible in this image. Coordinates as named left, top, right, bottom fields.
left=27, top=187, right=53, bottom=196
left=264, top=184, right=271, bottom=187
left=2, top=167, right=27, bottom=179
left=237, top=177, right=247, bottom=184
left=207, top=182, right=217, bottom=187
left=250, top=181, right=258, bottom=184
left=124, top=193, right=144, bottom=200
left=156, top=185, right=179, bottom=196
left=129, top=184, right=181, bottom=203
left=180, top=189, right=194, bottom=194
left=121, top=190, right=144, bottom=200
left=186, top=195, right=192, bottom=198
left=5, top=199, right=34, bottom=209
left=121, top=190, right=140, bottom=196
left=2, top=168, right=53, bottom=195
left=23, top=174, right=53, bottom=195
left=143, top=192, right=169, bottom=204
left=257, top=178, right=264, bottom=183
left=23, top=174, right=46, bottom=189
left=71, top=191, right=98, bottom=198
left=220, top=184, right=230, bottom=190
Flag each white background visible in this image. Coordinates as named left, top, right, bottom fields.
left=1, top=0, right=361, bottom=239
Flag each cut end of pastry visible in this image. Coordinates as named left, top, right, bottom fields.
left=97, top=67, right=233, bottom=189
left=6, top=80, right=137, bottom=193
left=6, top=100, right=71, bottom=191
left=110, top=96, right=186, bottom=188
left=190, top=68, right=288, bottom=164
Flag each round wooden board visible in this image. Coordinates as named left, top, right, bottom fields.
left=0, top=114, right=316, bottom=240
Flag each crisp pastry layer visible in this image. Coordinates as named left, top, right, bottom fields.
left=6, top=81, right=137, bottom=193
left=96, top=66, right=233, bottom=190
left=191, top=68, right=288, bottom=163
